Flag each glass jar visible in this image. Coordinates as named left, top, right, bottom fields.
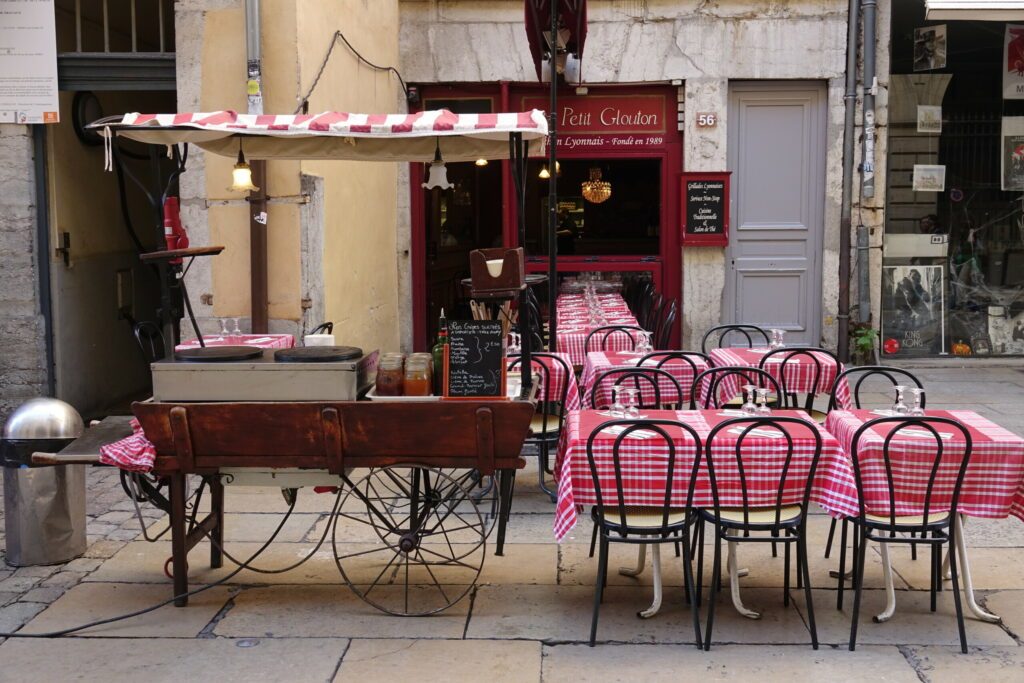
left=403, top=356, right=432, bottom=396
left=376, top=353, right=405, bottom=396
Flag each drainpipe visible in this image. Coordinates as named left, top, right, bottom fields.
left=33, top=125, right=55, bottom=397
left=837, top=0, right=860, bottom=362
left=857, top=0, right=877, bottom=326
left=245, top=0, right=269, bottom=333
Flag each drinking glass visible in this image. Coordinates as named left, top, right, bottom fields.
left=741, top=384, right=758, bottom=416
left=756, top=387, right=772, bottom=415
left=219, top=318, right=230, bottom=336
left=624, top=387, right=640, bottom=418
left=908, top=388, right=926, bottom=417
left=610, top=386, right=626, bottom=417
left=892, top=385, right=910, bottom=416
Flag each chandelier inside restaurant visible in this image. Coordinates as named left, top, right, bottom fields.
left=581, top=167, right=611, bottom=203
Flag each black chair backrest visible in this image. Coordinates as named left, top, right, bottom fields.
left=637, top=351, right=710, bottom=404
left=849, top=416, right=972, bottom=532
left=524, top=298, right=547, bottom=350
left=644, top=292, right=665, bottom=332
left=583, top=325, right=645, bottom=354
left=586, top=418, right=703, bottom=538
left=636, top=286, right=657, bottom=328
left=690, top=366, right=786, bottom=409
left=310, top=322, right=334, bottom=335
left=508, top=352, right=572, bottom=434
left=655, top=299, right=678, bottom=350
left=589, top=367, right=684, bottom=409
left=703, top=416, right=823, bottom=531
left=133, top=321, right=166, bottom=363
left=828, top=365, right=925, bottom=411
left=700, top=324, right=770, bottom=355
left=758, top=346, right=837, bottom=413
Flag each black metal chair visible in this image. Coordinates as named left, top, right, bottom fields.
left=698, top=416, right=823, bottom=651
left=758, top=346, right=839, bottom=421
left=508, top=353, right=571, bottom=502
left=700, top=324, right=771, bottom=355
left=583, top=325, right=645, bottom=354
left=638, top=351, right=711, bottom=407
left=133, top=321, right=166, bottom=363
left=823, top=366, right=927, bottom=560
left=589, top=367, right=684, bottom=410
left=689, top=366, right=786, bottom=409
left=585, top=418, right=704, bottom=648
left=643, top=292, right=666, bottom=333
left=309, top=321, right=334, bottom=335
left=654, top=299, right=678, bottom=350
left=635, top=286, right=658, bottom=330
left=840, top=416, right=973, bottom=653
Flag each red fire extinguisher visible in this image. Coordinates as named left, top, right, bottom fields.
left=163, top=196, right=189, bottom=264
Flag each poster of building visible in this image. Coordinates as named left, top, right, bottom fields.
left=989, top=305, right=1024, bottom=355
left=0, top=0, right=59, bottom=123
left=917, top=105, right=942, bottom=133
left=913, top=164, right=946, bottom=192
left=1002, top=117, right=1024, bottom=190
left=882, top=265, right=945, bottom=356
left=1006, top=25, right=1024, bottom=98
left=914, top=25, right=947, bottom=72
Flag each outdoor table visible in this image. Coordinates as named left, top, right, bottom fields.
left=704, top=346, right=851, bottom=408
left=555, top=408, right=843, bottom=617
left=508, top=352, right=581, bottom=411
left=556, top=293, right=642, bottom=366
left=174, top=333, right=295, bottom=351
left=579, top=350, right=709, bottom=408
left=823, top=409, right=1024, bottom=624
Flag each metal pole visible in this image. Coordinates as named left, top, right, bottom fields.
left=245, top=0, right=269, bottom=333
left=837, top=0, right=861, bottom=362
left=547, top=3, right=559, bottom=352
left=511, top=134, right=532, bottom=397
left=857, top=0, right=877, bottom=325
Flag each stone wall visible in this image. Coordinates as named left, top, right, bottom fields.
left=0, top=126, right=47, bottom=423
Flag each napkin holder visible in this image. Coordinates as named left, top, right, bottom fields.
left=469, top=248, right=525, bottom=299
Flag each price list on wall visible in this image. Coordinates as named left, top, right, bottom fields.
left=680, top=171, right=731, bottom=246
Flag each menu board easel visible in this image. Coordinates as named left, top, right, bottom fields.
left=444, top=320, right=507, bottom=399
left=680, top=171, right=731, bottom=247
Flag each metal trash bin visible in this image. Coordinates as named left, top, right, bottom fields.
left=1, top=398, right=86, bottom=566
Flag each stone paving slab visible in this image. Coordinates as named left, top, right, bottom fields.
left=147, top=511, right=323, bottom=544
left=335, top=639, right=542, bottom=682
left=983, top=590, right=1024, bottom=636
left=885, top=546, right=1024, bottom=591
left=540, top=643, right=923, bottom=682
left=905, top=646, right=1024, bottom=683
left=0, top=637, right=349, bottom=681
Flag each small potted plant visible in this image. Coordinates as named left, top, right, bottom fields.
left=850, top=323, right=879, bottom=366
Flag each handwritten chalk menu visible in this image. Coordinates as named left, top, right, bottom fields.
left=680, top=171, right=731, bottom=246
left=445, top=320, right=505, bottom=397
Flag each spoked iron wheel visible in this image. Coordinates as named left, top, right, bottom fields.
left=332, top=466, right=487, bottom=616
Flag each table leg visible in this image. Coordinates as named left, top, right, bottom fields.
left=953, top=514, right=1001, bottom=623
left=209, top=476, right=224, bottom=569
left=727, top=532, right=760, bottom=619
left=169, top=473, right=189, bottom=607
left=873, top=542, right=897, bottom=623
left=619, top=544, right=646, bottom=577
left=637, top=544, right=662, bottom=619
left=494, top=469, right=515, bottom=557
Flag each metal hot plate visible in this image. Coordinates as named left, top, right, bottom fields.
left=174, top=346, right=264, bottom=362
left=273, top=346, right=363, bottom=363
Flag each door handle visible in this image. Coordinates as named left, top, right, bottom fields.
left=55, top=231, right=71, bottom=267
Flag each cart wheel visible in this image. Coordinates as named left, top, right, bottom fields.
left=332, top=465, right=486, bottom=616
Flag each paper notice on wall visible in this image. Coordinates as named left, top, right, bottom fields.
left=1005, top=25, right=1024, bottom=99
left=1002, top=117, right=1024, bottom=190
left=0, top=0, right=59, bottom=124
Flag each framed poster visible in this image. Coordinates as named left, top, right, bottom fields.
left=0, top=0, right=59, bottom=123
left=1002, top=117, right=1024, bottom=190
left=913, top=165, right=946, bottom=192
left=917, top=105, right=942, bottom=134
left=1005, top=25, right=1024, bottom=99
left=914, top=25, right=947, bottom=72
left=680, top=171, right=730, bottom=247
left=881, top=265, right=946, bottom=356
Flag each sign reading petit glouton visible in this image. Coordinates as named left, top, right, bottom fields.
left=680, top=172, right=731, bottom=247
left=521, top=94, right=668, bottom=151
left=445, top=320, right=505, bottom=398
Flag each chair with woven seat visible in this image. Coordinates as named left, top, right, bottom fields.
left=758, top=346, right=839, bottom=422
left=698, top=416, right=823, bottom=650
left=700, top=324, right=771, bottom=355
left=583, top=325, right=645, bottom=354
left=689, top=366, right=786, bottom=410
left=509, top=353, right=571, bottom=502
left=589, top=367, right=684, bottom=410
left=840, top=416, right=973, bottom=653
left=585, top=418, right=703, bottom=648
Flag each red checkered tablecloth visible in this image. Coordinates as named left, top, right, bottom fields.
left=553, top=409, right=845, bottom=541
left=579, top=351, right=709, bottom=409
left=508, top=352, right=581, bottom=411
left=822, top=410, right=1024, bottom=522
left=556, top=293, right=642, bottom=366
left=704, top=347, right=851, bottom=409
left=175, top=333, right=295, bottom=351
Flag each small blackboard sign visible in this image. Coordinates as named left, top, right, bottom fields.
left=445, top=320, right=506, bottom=398
left=680, top=171, right=731, bottom=246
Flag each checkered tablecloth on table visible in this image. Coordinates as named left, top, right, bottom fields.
left=507, top=352, right=581, bottom=411
left=579, top=351, right=710, bottom=409
left=553, top=409, right=844, bottom=541
left=704, top=347, right=851, bottom=409
left=175, top=333, right=295, bottom=351
left=822, top=410, right=1024, bottom=522
left=556, top=293, right=642, bottom=366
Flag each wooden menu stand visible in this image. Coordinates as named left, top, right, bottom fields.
left=469, top=247, right=525, bottom=299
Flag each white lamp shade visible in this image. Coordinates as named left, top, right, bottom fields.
left=421, top=161, right=454, bottom=190
left=230, top=163, right=259, bottom=192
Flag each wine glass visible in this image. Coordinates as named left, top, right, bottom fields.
left=610, top=386, right=625, bottom=418
left=231, top=317, right=241, bottom=334
left=624, top=386, right=640, bottom=418
left=741, top=384, right=758, bottom=416
left=756, top=387, right=772, bottom=415
left=892, top=385, right=910, bottom=416
left=908, top=388, right=926, bottom=417
left=218, top=318, right=230, bottom=336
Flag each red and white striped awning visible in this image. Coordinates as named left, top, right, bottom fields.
left=95, top=109, right=549, bottom=162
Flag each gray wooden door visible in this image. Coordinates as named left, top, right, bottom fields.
left=725, top=82, right=826, bottom=346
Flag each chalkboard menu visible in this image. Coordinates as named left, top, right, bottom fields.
left=445, top=320, right=505, bottom=398
left=680, top=171, right=731, bottom=246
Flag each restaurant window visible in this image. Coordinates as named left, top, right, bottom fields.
left=524, top=158, right=661, bottom=256
left=882, top=2, right=1024, bottom=358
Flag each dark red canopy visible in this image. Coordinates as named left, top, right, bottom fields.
left=524, top=0, right=588, bottom=81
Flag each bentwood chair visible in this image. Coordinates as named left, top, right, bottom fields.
left=585, top=418, right=704, bottom=648
left=589, top=367, right=684, bottom=410
left=823, top=366, right=927, bottom=560
left=584, top=325, right=646, bottom=354
left=643, top=292, right=666, bottom=333
left=841, top=416, right=973, bottom=653
left=654, top=300, right=678, bottom=350
left=638, top=351, right=712, bottom=407
left=700, top=324, right=771, bottom=355
left=509, top=352, right=572, bottom=502
left=698, top=416, right=823, bottom=650
left=689, top=366, right=785, bottom=410
left=309, top=321, right=334, bottom=335
left=758, top=346, right=840, bottom=422
left=133, top=321, right=166, bottom=363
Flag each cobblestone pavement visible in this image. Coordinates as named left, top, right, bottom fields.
left=0, top=368, right=1022, bottom=681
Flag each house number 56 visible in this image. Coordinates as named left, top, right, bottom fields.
left=696, top=112, right=717, bottom=127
